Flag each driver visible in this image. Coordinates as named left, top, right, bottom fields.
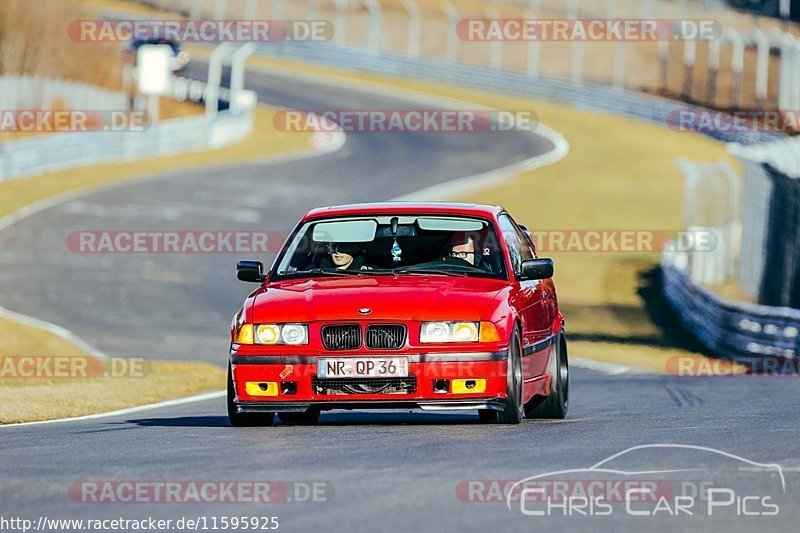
left=447, top=232, right=477, bottom=266
left=326, top=242, right=370, bottom=271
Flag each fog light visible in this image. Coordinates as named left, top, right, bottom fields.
left=245, top=381, right=279, bottom=397
left=451, top=379, right=486, bottom=394
left=433, top=379, right=449, bottom=393
left=281, top=382, right=297, bottom=395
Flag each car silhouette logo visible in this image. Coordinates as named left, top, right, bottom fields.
left=358, top=308, right=372, bottom=315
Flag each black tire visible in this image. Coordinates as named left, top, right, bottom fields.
left=525, top=333, right=569, bottom=419
left=480, top=328, right=524, bottom=424
left=278, top=409, right=321, bottom=425
left=227, top=364, right=275, bottom=427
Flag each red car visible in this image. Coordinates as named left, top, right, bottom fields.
left=228, top=203, right=568, bottom=425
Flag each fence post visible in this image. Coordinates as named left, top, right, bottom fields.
left=726, top=29, right=745, bottom=108
left=525, top=9, right=539, bottom=76
left=486, top=8, right=502, bottom=69
left=230, top=44, right=256, bottom=112
left=363, top=0, right=383, bottom=51
left=794, top=41, right=800, bottom=110
left=190, top=0, right=202, bottom=18
left=707, top=31, right=721, bottom=104
left=606, top=0, right=626, bottom=90
left=214, top=0, right=226, bottom=20
left=273, top=0, right=285, bottom=20
left=443, top=2, right=460, bottom=62
left=751, top=28, right=770, bottom=108
left=567, top=0, right=584, bottom=83
left=332, top=0, right=349, bottom=43
left=206, top=43, right=234, bottom=118
left=245, top=0, right=257, bottom=20
left=307, top=0, right=319, bottom=21
left=405, top=1, right=421, bottom=58
left=779, top=33, right=794, bottom=111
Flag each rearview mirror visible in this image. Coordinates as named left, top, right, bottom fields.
left=520, top=258, right=553, bottom=281
left=237, top=260, right=265, bottom=283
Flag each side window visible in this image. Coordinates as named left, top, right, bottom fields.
left=498, top=215, right=525, bottom=276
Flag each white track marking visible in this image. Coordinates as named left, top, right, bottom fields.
left=0, top=306, right=110, bottom=361
left=0, top=391, right=225, bottom=429
left=571, top=356, right=647, bottom=375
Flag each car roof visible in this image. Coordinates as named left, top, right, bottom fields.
left=302, top=202, right=505, bottom=220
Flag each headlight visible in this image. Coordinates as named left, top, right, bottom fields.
left=237, top=323, right=308, bottom=345
left=420, top=321, right=479, bottom=343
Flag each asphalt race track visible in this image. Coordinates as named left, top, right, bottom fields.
left=0, top=64, right=798, bottom=532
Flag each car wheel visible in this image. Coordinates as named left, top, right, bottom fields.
left=278, top=409, right=321, bottom=425
left=525, top=333, right=569, bottom=419
left=227, top=364, right=275, bottom=427
left=480, top=328, right=524, bottom=424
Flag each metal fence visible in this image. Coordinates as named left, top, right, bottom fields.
left=140, top=0, right=800, bottom=112
left=0, top=73, right=255, bottom=182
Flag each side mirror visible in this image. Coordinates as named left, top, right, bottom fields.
left=520, top=258, right=553, bottom=281
left=237, top=260, right=266, bottom=283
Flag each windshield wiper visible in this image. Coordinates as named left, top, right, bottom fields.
left=280, top=268, right=365, bottom=277
left=394, top=268, right=468, bottom=277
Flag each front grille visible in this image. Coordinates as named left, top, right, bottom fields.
left=321, top=324, right=362, bottom=351
left=312, top=375, right=417, bottom=395
left=365, top=324, right=407, bottom=350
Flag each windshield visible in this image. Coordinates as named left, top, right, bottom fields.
left=273, top=215, right=507, bottom=279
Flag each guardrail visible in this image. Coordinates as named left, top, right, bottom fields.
left=0, top=70, right=254, bottom=182
left=150, top=0, right=800, bottom=112
left=662, top=264, right=800, bottom=360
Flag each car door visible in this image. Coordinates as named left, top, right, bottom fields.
left=498, top=214, right=552, bottom=381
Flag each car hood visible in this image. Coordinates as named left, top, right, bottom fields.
left=251, top=275, right=507, bottom=323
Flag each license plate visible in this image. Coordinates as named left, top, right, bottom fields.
left=317, top=357, right=409, bottom=378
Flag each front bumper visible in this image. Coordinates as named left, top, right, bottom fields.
left=230, top=351, right=509, bottom=412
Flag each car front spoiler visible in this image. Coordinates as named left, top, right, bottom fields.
left=234, top=398, right=507, bottom=414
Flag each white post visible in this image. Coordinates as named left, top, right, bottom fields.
left=245, top=0, right=257, bottom=20
left=405, top=0, right=421, bottom=58
left=683, top=39, right=696, bottom=99
left=273, top=0, right=284, bottom=20
left=230, top=44, right=256, bottom=112
left=206, top=43, right=233, bottom=118
left=751, top=28, right=770, bottom=108
left=567, top=0, right=583, bottom=83
left=214, top=0, right=226, bottom=20
left=443, top=2, right=459, bottom=62
left=486, top=8, right=502, bottom=69
left=190, top=0, right=202, bottom=18
left=363, top=0, right=383, bottom=51
left=707, top=31, right=721, bottom=103
left=307, top=0, right=319, bottom=22
left=332, top=0, right=349, bottom=43
left=793, top=42, right=800, bottom=110
left=726, top=29, right=745, bottom=108
left=606, top=0, right=625, bottom=90
left=779, top=32, right=794, bottom=111
left=525, top=9, right=539, bottom=76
